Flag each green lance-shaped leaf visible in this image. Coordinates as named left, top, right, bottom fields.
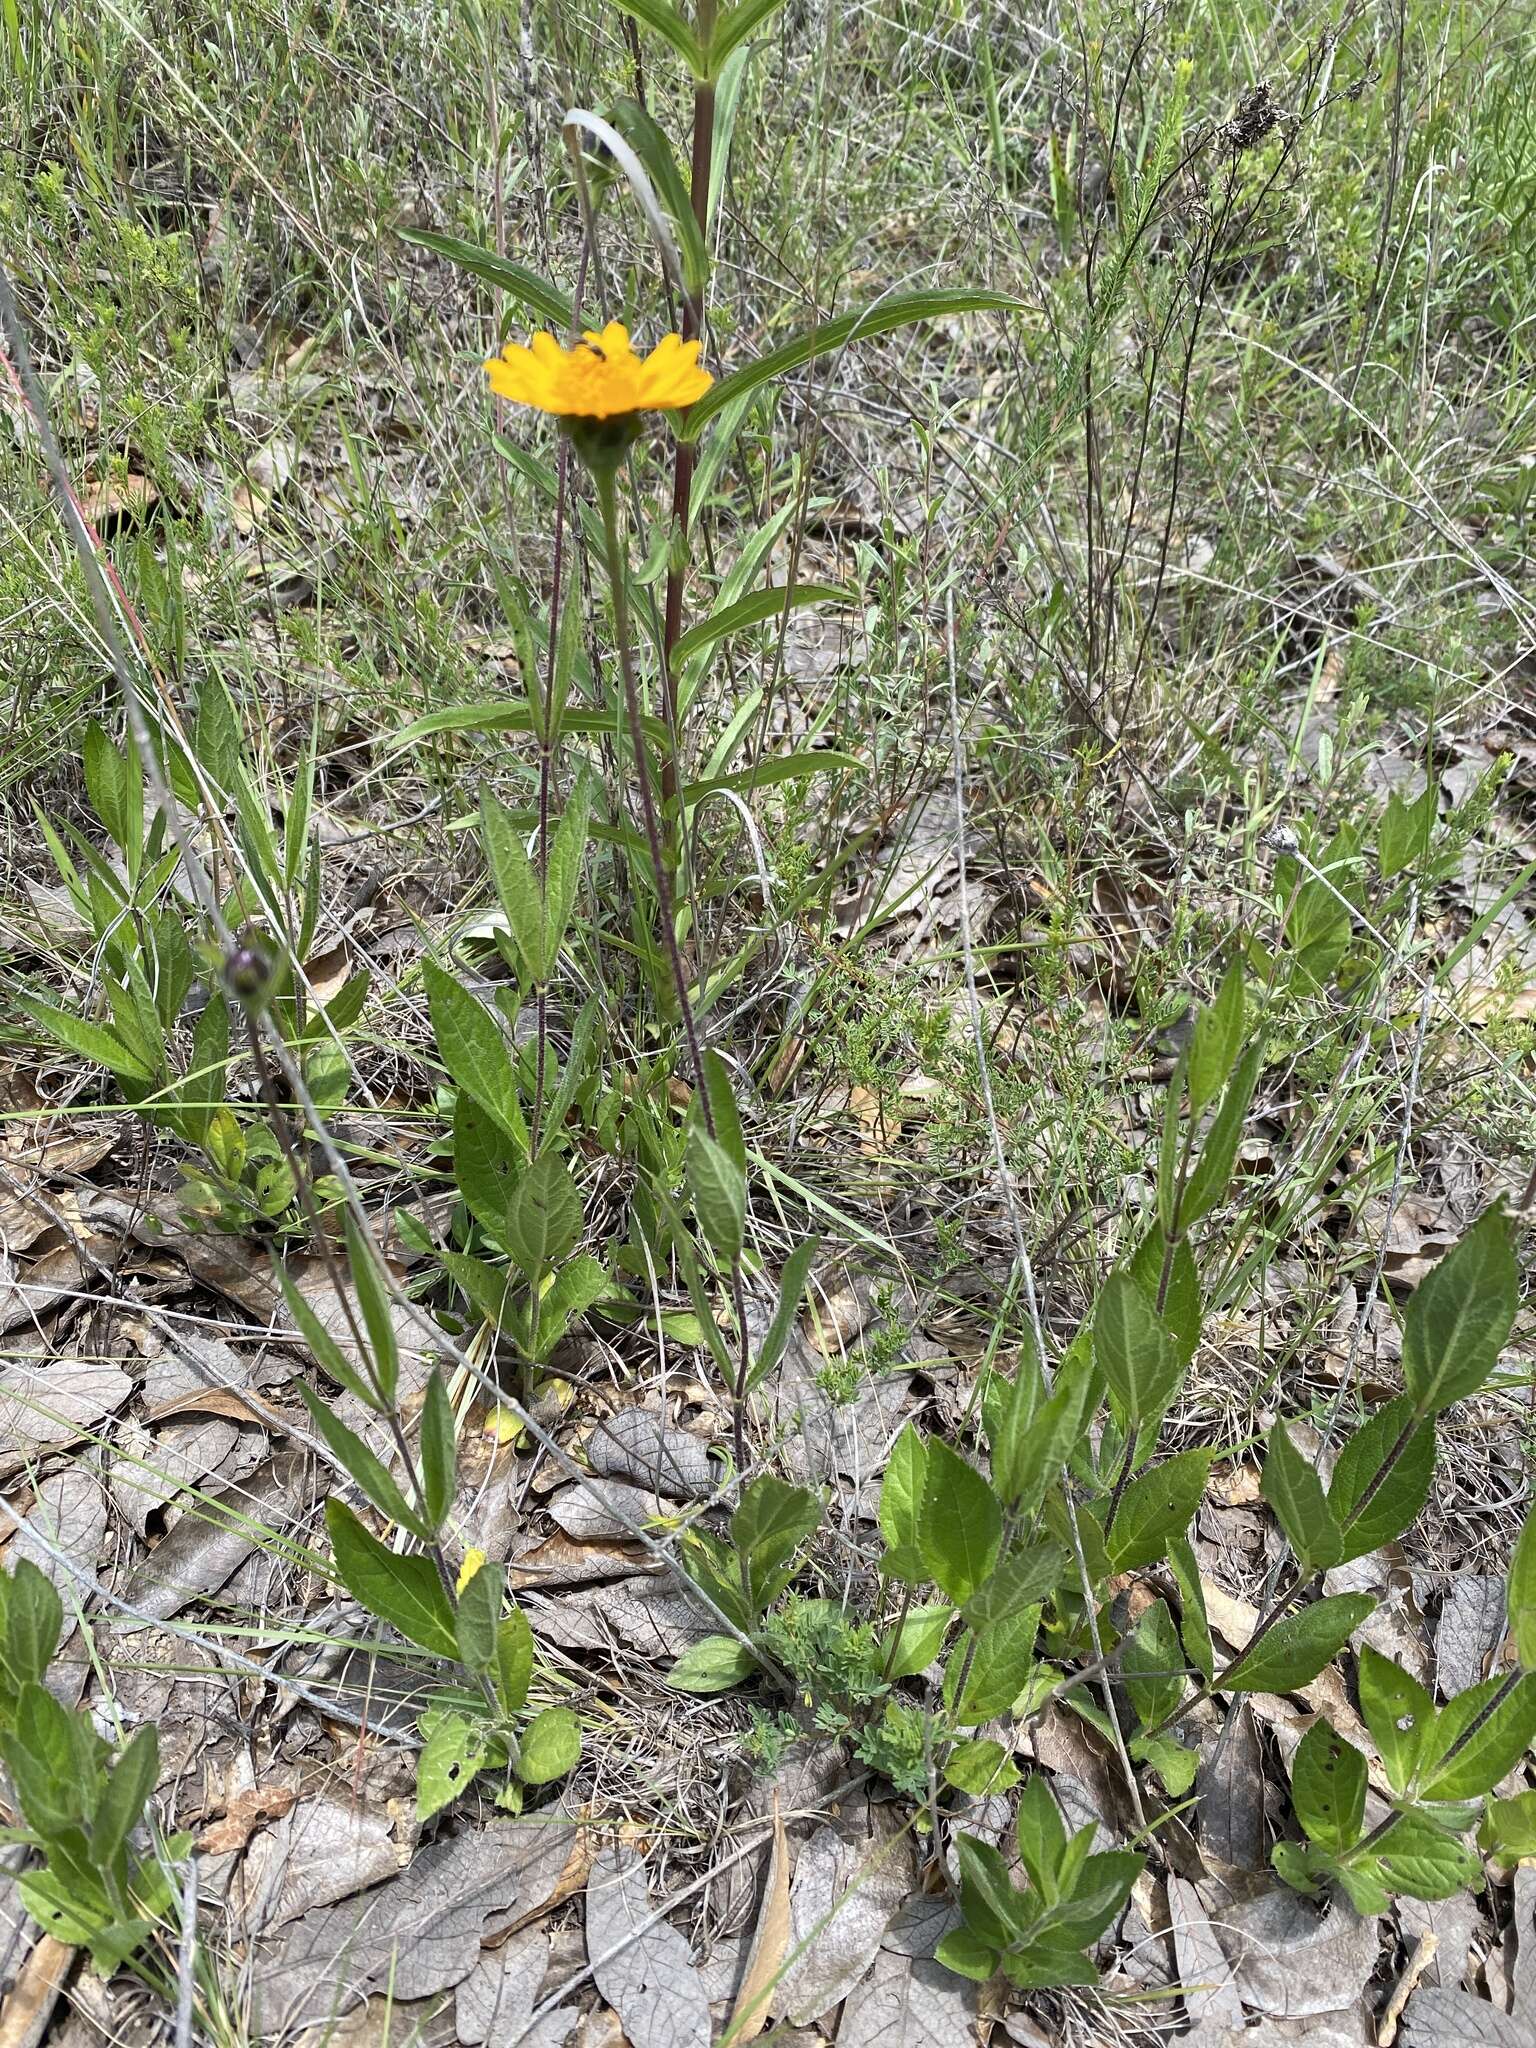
left=878, top=1422, right=928, bottom=1584
left=454, top=1091, right=519, bottom=1250
left=343, top=1212, right=400, bottom=1409
left=1373, top=1811, right=1482, bottom=1900
left=298, top=1384, right=430, bottom=1540
left=324, top=1500, right=458, bottom=1660
left=1128, top=1227, right=1201, bottom=1368
left=1180, top=1039, right=1264, bottom=1227
left=605, top=98, right=709, bottom=299
left=1416, top=1672, right=1536, bottom=1802
left=480, top=788, right=545, bottom=985
left=418, top=1371, right=458, bottom=1536
left=1122, top=1599, right=1187, bottom=1731
left=454, top=1560, right=506, bottom=1676
left=423, top=960, right=528, bottom=1153
left=957, top=1604, right=1043, bottom=1720
left=686, top=1125, right=746, bottom=1259
left=982, top=1351, right=1043, bottom=1509
left=1401, top=1206, right=1518, bottom=1416
left=883, top=1603, right=953, bottom=1681
left=3, top=1557, right=66, bottom=1685
left=673, top=583, right=853, bottom=670
left=1222, top=1594, right=1375, bottom=1696
left=495, top=1605, right=534, bottom=1715
left=919, top=1439, right=1002, bottom=1604
left=1509, top=1506, right=1536, bottom=1672
left=1356, top=1645, right=1433, bottom=1797
left=1327, top=1395, right=1436, bottom=1559
left=417, top=1710, right=491, bottom=1822
left=605, top=0, right=706, bottom=74
left=745, top=1236, right=819, bottom=1394
left=1093, top=1269, right=1183, bottom=1437
left=397, top=228, right=574, bottom=328
left=709, top=0, right=793, bottom=72
left=1105, top=1449, right=1214, bottom=1573
left=540, top=766, right=596, bottom=983
left=1188, top=957, right=1246, bottom=1116
left=1260, top=1419, right=1343, bottom=1572
left=681, top=289, right=1024, bottom=440
left=89, top=1723, right=160, bottom=1873
left=17, top=995, right=156, bottom=1084
left=1290, top=1719, right=1367, bottom=1853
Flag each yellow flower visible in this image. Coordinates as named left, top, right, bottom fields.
left=485, top=322, right=712, bottom=421
left=456, top=1546, right=487, bottom=1594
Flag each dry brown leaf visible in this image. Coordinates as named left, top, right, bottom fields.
left=585, top=1846, right=711, bottom=2048
left=508, top=1532, right=657, bottom=1591
left=78, top=473, right=159, bottom=526
left=728, top=1795, right=790, bottom=2042
left=143, top=1384, right=278, bottom=1427
left=196, top=1784, right=299, bottom=1855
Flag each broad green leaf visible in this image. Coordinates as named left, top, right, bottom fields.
left=935, top=1929, right=1000, bottom=1982
left=878, top=1423, right=928, bottom=1584
left=424, top=961, right=527, bottom=1151
left=417, top=1710, right=491, bottom=1821
left=298, top=1386, right=427, bottom=1539
left=1222, top=1594, right=1374, bottom=1696
left=17, top=995, right=155, bottom=1083
left=1261, top=1420, right=1343, bottom=1571
left=682, top=289, right=1023, bottom=439
left=455, top=1560, right=505, bottom=1675
left=744, top=1235, right=819, bottom=1393
left=679, top=751, right=862, bottom=806
left=686, top=1126, right=746, bottom=1258
left=518, top=1705, right=581, bottom=1784
left=667, top=1634, right=758, bottom=1693
left=1093, top=1270, right=1182, bottom=1434
left=1105, top=1450, right=1214, bottom=1572
left=495, top=1607, right=534, bottom=1714
left=945, top=1738, right=1020, bottom=1796
left=882, top=1602, right=952, bottom=1680
left=1401, top=1207, right=1517, bottom=1415
left=344, top=1212, right=399, bottom=1408
left=418, top=1371, right=457, bottom=1535
left=1290, top=1719, right=1366, bottom=1852
left=919, top=1440, right=1002, bottom=1604
left=734, top=1475, right=820, bottom=1614
left=963, top=1543, right=1065, bottom=1630
left=1417, top=1672, right=1536, bottom=1801
left=1189, top=958, right=1245, bottom=1115
left=1122, top=1599, right=1187, bottom=1730
left=397, top=228, right=573, bottom=327
left=324, top=1499, right=458, bottom=1660
left=505, top=1152, right=582, bottom=1279
left=1356, top=1645, right=1433, bottom=1797
left=1328, top=1396, right=1436, bottom=1558
left=1509, top=1507, right=1536, bottom=1671
left=84, top=721, right=127, bottom=848
left=673, top=583, right=852, bottom=669
left=957, top=1604, right=1042, bottom=1720
left=1373, top=1810, right=1481, bottom=1900
left=1181, top=1040, right=1263, bottom=1226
